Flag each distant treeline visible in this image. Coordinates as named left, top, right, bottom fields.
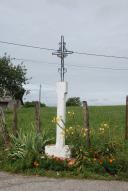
left=24, top=101, right=46, bottom=108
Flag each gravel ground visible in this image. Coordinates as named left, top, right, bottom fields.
left=0, top=172, right=128, bottom=191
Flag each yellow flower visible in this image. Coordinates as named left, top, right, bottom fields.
left=103, top=123, right=109, bottom=128
left=52, top=116, right=61, bottom=123
left=65, top=129, right=69, bottom=133
left=99, top=128, right=105, bottom=131
left=67, top=111, right=75, bottom=116
left=61, top=131, right=65, bottom=137
left=69, top=126, right=73, bottom=130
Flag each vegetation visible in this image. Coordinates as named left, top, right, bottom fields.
left=0, top=105, right=128, bottom=180
left=66, top=97, right=81, bottom=106
left=24, top=101, right=46, bottom=108
left=0, top=54, right=28, bottom=104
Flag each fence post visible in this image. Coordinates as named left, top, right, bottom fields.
left=35, top=101, right=41, bottom=134
left=0, top=107, right=10, bottom=145
left=83, top=101, right=91, bottom=147
left=125, top=96, right=128, bottom=140
left=13, top=100, right=18, bottom=136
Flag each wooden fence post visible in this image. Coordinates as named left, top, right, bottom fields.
left=13, top=100, right=18, bottom=136
left=0, top=107, right=10, bottom=145
left=35, top=101, right=41, bottom=134
left=83, top=101, right=91, bottom=147
left=125, top=96, right=128, bottom=140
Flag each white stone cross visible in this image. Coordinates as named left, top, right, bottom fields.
left=45, top=81, right=71, bottom=158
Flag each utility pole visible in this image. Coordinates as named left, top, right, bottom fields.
left=39, top=84, right=42, bottom=104
left=52, top=36, right=73, bottom=81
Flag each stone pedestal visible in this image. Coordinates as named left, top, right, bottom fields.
left=45, top=81, right=71, bottom=158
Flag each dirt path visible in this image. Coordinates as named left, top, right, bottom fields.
left=0, top=172, right=128, bottom=191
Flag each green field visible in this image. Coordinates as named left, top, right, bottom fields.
left=6, top=105, right=125, bottom=140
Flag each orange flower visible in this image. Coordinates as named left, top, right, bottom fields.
left=109, top=159, right=113, bottom=164
left=99, top=160, right=103, bottom=165
left=52, top=156, right=65, bottom=162
left=68, top=159, right=76, bottom=166
left=33, top=161, right=39, bottom=167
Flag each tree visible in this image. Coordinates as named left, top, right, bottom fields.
left=66, top=97, right=81, bottom=107
left=0, top=54, right=28, bottom=104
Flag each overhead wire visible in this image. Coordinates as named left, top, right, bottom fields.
left=73, top=51, right=128, bottom=60
left=0, top=39, right=128, bottom=60
left=0, top=40, right=56, bottom=51
left=12, top=57, right=128, bottom=71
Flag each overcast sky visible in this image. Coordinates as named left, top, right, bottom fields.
left=0, top=0, right=128, bottom=106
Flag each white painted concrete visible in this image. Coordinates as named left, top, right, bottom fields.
left=45, top=81, right=71, bottom=158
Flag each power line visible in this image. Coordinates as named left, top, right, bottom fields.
left=13, top=57, right=57, bottom=65
left=0, top=39, right=128, bottom=60
left=73, top=51, right=128, bottom=60
left=12, top=57, right=128, bottom=71
left=0, top=40, right=56, bottom=51
left=67, top=64, right=128, bottom=71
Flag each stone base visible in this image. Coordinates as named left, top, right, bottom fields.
left=45, top=145, right=71, bottom=158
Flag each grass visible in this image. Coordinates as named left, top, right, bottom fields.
left=1, top=105, right=128, bottom=180
left=5, top=105, right=125, bottom=138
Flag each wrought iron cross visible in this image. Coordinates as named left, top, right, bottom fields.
left=52, top=36, right=73, bottom=81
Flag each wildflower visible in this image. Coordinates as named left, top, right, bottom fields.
left=65, top=129, right=69, bottom=133
left=99, top=160, right=103, bottom=165
left=69, top=126, right=73, bottom=130
left=99, top=128, right=105, bottom=131
left=33, top=161, right=39, bottom=167
left=103, top=123, right=109, bottom=128
left=93, top=158, right=97, bottom=162
left=109, top=159, right=113, bottom=164
left=68, top=159, right=76, bottom=166
left=40, top=155, right=45, bottom=159
left=52, top=116, right=61, bottom=123
left=61, top=131, right=65, bottom=137
left=56, top=116, right=61, bottom=122
left=57, top=172, right=60, bottom=176
left=67, top=111, right=75, bottom=116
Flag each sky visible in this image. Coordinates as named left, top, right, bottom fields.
left=0, top=0, right=128, bottom=106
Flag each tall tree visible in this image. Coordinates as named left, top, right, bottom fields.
left=0, top=54, right=28, bottom=104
